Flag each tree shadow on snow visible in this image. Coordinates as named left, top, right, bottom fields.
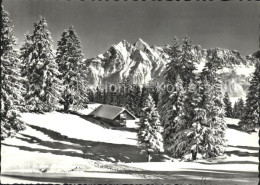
left=1, top=169, right=258, bottom=184
left=225, top=150, right=258, bottom=157
left=196, top=160, right=258, bottom=165
left=226, top=124, right=243, bottom=131
left=227, top=124, right=257, bottom=133
left=227, top=145, right=259, bottom=151
left=3, top=124, right=150, bottom=163
left=0, top=173, right=155, bottom=184
left=226, top=145, right=259, bottom=157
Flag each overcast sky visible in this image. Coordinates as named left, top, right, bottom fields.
left=3, top=0, right=260, bottom=58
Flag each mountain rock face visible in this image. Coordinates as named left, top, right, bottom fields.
left=85, top=39, right=168, bottom=85
left=85, top=39, right=256, bottom=99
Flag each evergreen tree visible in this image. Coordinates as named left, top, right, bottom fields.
left=138, top=94, right=164, bottom=162
left=202, top=50, right=225, bottom=85
left=20, top=17, right=61, bottom=112
left=233, top=98, right=244, bottom=119
left=236, top=98, right=244, bottom=119
left=139, top=85, right=149, bottom=109
left=133, top=85, right=142, bottom=116
left=167, top=78, right=226, bottom=160
left=157, top=84, right=171, bottom=128
left=159, top=36, right=227, bottom=160
left=149, top=83, right=160, bottom=107
left=105, top=85, right=112, bottom=104
left=102, top=88, right=107, bottom=104
left=1, top=7, right=25, bottom=139
left=239, top=62, right=260, bottom=131
left=164, top=37, right=182, bottom=85
left=122, top=82, right=142, bottom=116
left=164, top=37, right=197, bottom=88
left=94, top=87, right=102, bottom=103
left=87, top=88, right=95, bottom=103
left=199, top=78, right=226, bottom=159
left=233, top=101, right=239, bottom=119
left=161, top=76, right=185, bottom=154
left=124, top=80, right=136, bottom=113
left=223, top=92, right=233, bottom=118
left=179, top=37, right=197, bottom=88
left=56, top=26, right=88, bottom=111
left=116, top=82, right=126, bottom=107
left=125, top=84, right=142, bottom=116
left=168, top=80, right=201, bottom=158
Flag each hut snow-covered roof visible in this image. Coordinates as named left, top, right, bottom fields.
left=89, top=104, right=136, bottom=120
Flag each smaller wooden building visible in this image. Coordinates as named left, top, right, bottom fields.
left=89, top=104, right=137, bottom=127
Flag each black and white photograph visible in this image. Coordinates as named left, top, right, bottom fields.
left=0, top=0, right=259, bottom=184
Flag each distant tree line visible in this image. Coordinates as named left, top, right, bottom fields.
left=88, top=80, right=159, bottom=118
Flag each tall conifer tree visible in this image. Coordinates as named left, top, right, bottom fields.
left=20, top=17, right=61, bottom=112
left=138, top=94, right=164, bottom=162
left=56, top=26, right=88, bottom=111
left=239, top=62, right=260, bottom=131
left=162, top=76, right=185, bottom=154
left=1, top=7, right=25, bottom=139
left=223, top=92, right=233, bottom=118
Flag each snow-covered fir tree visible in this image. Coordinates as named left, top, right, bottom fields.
left=159, top=37, right=227, bottom=160
left=164, top=37, right=182, bottom=85
left=149, top=84, right=160, bottom=107
left=115, top=81, right=126, bottom=107
left=123, top=83, right=142, bottom=116
left=87, top=88, right=95, bottom=103
left=233, top=101, right=239, bottom=119
left=164, top=37, right=197, bottom=88
left=56, top=26, right=88, bottom=111
left=157, top=85, right=171, bottom=128
left=102, top=88, right=107, bottom=104
left=94, top=87, right=103, bottom=103
left=139, top=85, right=149, bottom=107
left=20, top=17, right=61, bottom=112
left=199, top=78, right=227, bottom=159
left=164, top=77, right=226, bottom=160
left=161, top=76, right=185, bottom=154
left=124, top=79, right=136, bottom=113
left=169, top=80, right=202, bottom=159
left=199, top=61, right=227, bottom=159
left=223, top=92, right=233, bottom=118
left=238, top=61, right=260, bottom=131
left=179, top=37, right=198, bottom=88
left=133, top=85, right=142, bottom=116
left=233, top=98, right=244, bottom=119
left=138, top=94, right=164, bottom=162
left=1, top=7, right=25, bottom=139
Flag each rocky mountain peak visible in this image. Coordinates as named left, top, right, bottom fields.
left=134, top=38, right=149, bottom=51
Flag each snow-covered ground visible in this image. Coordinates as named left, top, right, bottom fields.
left=1, top=111, right=258, bottom=184
left=124, top=118, right=258, bottom=183
left=19, top=111, right=138, bottom=145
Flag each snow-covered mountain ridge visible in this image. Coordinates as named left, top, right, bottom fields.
left=85, top=39, right=168, bottom=85
left=84, top=39, right=256, bottom=98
